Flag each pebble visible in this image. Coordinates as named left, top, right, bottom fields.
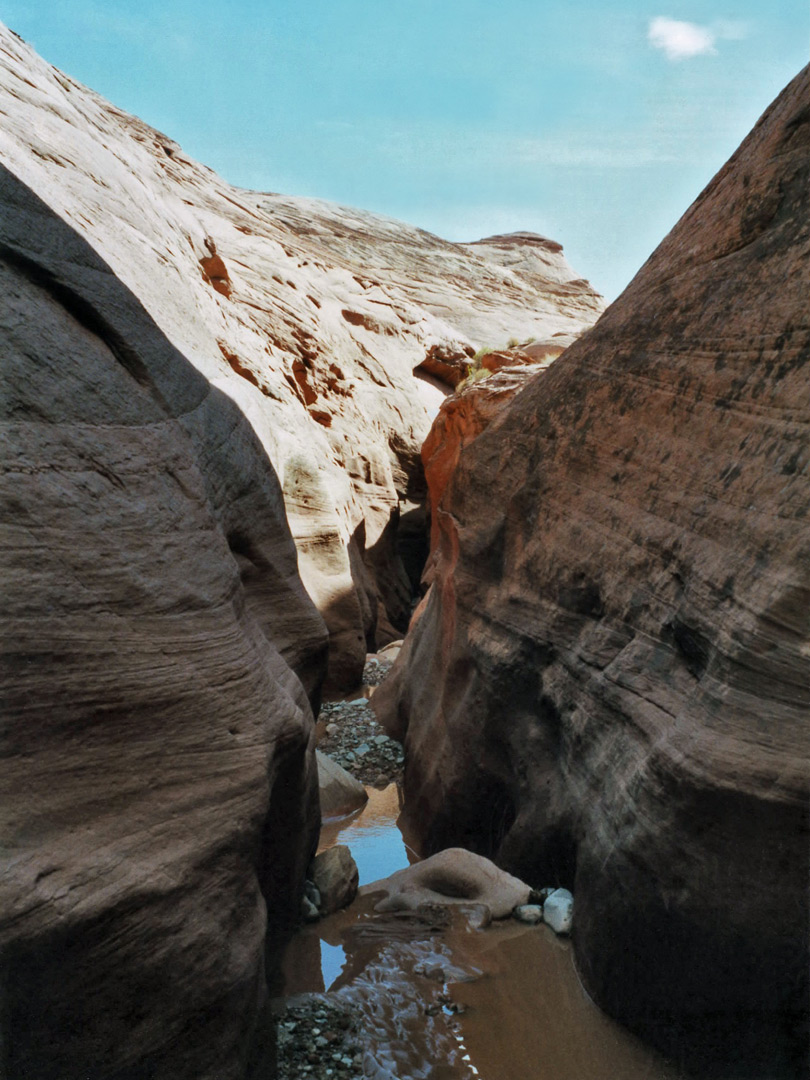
left=512, top=904, right=544, bottom=925
left=316, top=659, right=405, bottom=786
left=301, top=896, right=320, bottom=922
left=544, top=888, right=574, bottom=935
left=276, top=997, right=361, bottom=1080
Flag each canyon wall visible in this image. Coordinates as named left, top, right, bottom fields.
left=377, top=66, right=810, bottom=1073
left=0, top=165, right=328, bottom=1077
left=0, top=25, right=603, bottom=689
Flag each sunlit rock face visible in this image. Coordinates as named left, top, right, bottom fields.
left=378, top=67, right=810, bottom=1072
left=0, top=25, right=603, bottom=689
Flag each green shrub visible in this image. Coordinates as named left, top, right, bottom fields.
left=456, top=364, right=492, bottom=392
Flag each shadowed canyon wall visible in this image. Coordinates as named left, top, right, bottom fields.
left=376, top=66, right=810, bottom=1074
left=0, top=166, right=328, bottom=1078
left=0, top=25, right=603, bottom=690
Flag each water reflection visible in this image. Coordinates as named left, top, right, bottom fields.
left=319, top=939, right=346, bottom=990
left=318, top=783, right=419, bottom=886
left=280, top=783, right=687, bottom=1080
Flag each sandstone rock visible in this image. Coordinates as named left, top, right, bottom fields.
left=311, top=845, right=360, bottom=915
left=414, top=901, right=492, bottom=930
left=543, top=890, right=574, bottom=935
left=378, top=639, right=405, bottom=656
left=0, top=27, right=603, bottom=689
left=417, top=364, right=547, bottom=577
left=376, top=67, right=810, bottom=1071
left=0, top=166, right=326, bottom=1079
left=317, top=749, right=369, bottom=819
left=477, top=338, right=570, bottom=376
left=416, top=343, right=474, bottom=388
left=361, top=848, right=531, bottom=918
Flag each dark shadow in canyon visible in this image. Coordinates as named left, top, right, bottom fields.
left=0, top=163, right=327, bottom=1080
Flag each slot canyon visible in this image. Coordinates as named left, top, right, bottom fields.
left=1, top=24, right=807, bottom=1080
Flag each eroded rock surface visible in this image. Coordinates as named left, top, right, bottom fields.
left=419, top=364, right=548, bottom=573
left=0, top=25, right=603, bottom=688
left=377, top=67, right=810, bottom=1072
left=316, top=750, right=369, bottom=819
left=361, top=848, right=531, bottom=918
left=0, top=164, right=328, bottom=1078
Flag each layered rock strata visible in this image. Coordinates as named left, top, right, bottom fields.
left=420, top=364, right=549, bottom=570
left=0, top=24, right=603, bottom=688
left=0, top=167, right=327, bottom=1078
left=377, top=67, right=810, bottom=1073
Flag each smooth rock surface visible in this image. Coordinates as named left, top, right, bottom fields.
left=316, top=749, right=369, bottom=819
left=512, top=904, right=545, bottom=925
left=543, top=890, right=574, bottom=935
left=376, top=66, right=810, bottom=1072
left=361, top=847, right=531, bottom=918
left=0, top=167, right=326, bottom=1079
left=311, top=845, right=360, bottom=915
left=0, top=25, right=604, bottom=689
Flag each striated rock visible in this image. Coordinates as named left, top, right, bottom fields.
left=361, top=848, right=531, bottom=918
left=0, top=167, right=327, bottom=1078
left=478, top=337, right=570, bottom=375
left=0, top=25, right=604, bottom=688
left=377, top=67, right=810, bottom=1071
left=311, top=845, right=360, bottom=915
left=409, top=364, right=547, bottom=583
left=316, top=749, right=369, bottom=819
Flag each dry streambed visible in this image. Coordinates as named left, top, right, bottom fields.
left=317, top=652, right=405, bottom=788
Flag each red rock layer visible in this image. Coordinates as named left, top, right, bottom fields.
left=420, top=365, right=548, bottom=570
left=0, top=168, right=327, bottom=1078
left=378, top=67, right=810, bottom=1073
left=0, top=26, right=604, bottom=691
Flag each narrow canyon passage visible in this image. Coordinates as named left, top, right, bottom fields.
left=273, top=664, right=687, bottom=1080
left=2, top=25, right=806, bottom=1080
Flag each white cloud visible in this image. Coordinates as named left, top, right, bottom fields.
left=648, top=16, right=717, bottom=60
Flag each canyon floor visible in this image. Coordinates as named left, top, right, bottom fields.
left=273, top=660, right=688, bottom=1080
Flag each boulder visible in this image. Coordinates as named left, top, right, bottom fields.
left=0, top=166, right=326, bottom=1079
left=361, top=848, right=531, bottom=918
left=317, top=749, right=369, bottom=818
left=311, top=845, right=360, bottom=915
left=376, top=66, right=810, bottom=1072
left=0, top=26, right=604, bottom=690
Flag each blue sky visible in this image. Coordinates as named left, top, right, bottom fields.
left=4, top=1, right=807, bottom=299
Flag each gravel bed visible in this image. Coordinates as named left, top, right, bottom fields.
left=276, top=996, right=365, bottom=1080
left=318, top=657, right=404, bottom=787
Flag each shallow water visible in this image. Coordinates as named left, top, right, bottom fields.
left=281, top=784, right=687, bottom=1080
left=318, top=783, right=419, bottom=887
